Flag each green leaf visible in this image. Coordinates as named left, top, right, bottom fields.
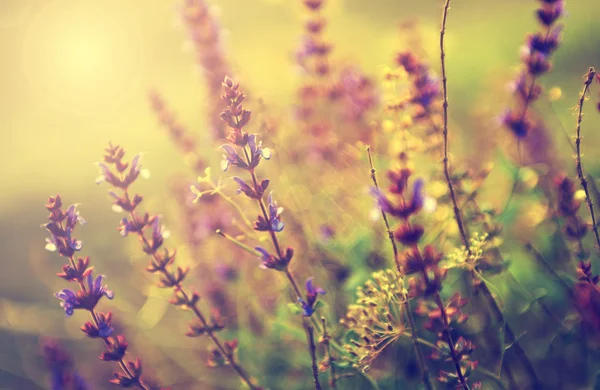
left=287, top=303, right=301, bottom=315
left=313, top=300, right=326, bottom=311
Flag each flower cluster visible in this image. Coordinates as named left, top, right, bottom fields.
left=218, top=77, right=328, bottom=389
left=219, top=77, right=327, bottom=313
left=148, top=90, right=205, bottom=173
left=299, top=278, right=326, bottom=317
left=96, top=143, right=260, bottom=389
left=372, top=169, right=477, bottom=388
left=335, top=67, right=378, bottom=128
left=396, top=52, right=441, bottom=120
left=554, top=173, right=600, bottom=341
left=394, top=51, right=443, bottom=153
left=296, top=0, right=332, bottom=77
left=340, top=269, right=408, bottom=372
left=502, top=0, right=565, bottom=138
left=218, top=78, right=294, bottom=272
left=42, top=195, right=148, bottom=389
left=181, top=0, right=232, bottom=139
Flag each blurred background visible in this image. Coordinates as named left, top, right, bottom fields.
left=1, top=0, right=600, bottom=389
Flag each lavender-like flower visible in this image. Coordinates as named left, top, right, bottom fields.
left=299, top=278, right=326, bottom=317
left=502, top=0, right=565, bottom=138
left=255, top=246, right=293, bottom=271
left=42, top=196, right=150, bottom=389
left=97, top=143, right=260, bottom=389
left=254, top=193, right=284, bottom=232
left=370, top=164, right=477, bottom=388
left=55, top=273, right=114, bottom=316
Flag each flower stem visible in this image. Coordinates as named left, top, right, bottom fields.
left=321, top=317, right=337, bottom=389
left=304, top=321, right=323, bottom=390
left=439, top=1, right=539, bottom=385
left=432, top=291, right=470, bottom=390
left=366, top=146, right=433, bottom=390
left=129, top=210, right=259, bottom=390
left=575, top=67, right=600, bottom=254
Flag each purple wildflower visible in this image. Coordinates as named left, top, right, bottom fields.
left=220, top=144, right=247, bottom=171
left=81, top=312, right=114, bottom=338
left=247, top=134, right=272, bottom=169
left=411, top=178, right=425, bottom=211
left=54, top=273, right=114, bottom=316
left=370, top=187, right=394, bottom=214
left=299, top=278, right=326, bottom=317
left=54, top=289, right=80, bottom=317
left=255, top=246, right=293, bottom=271
left=254, top=193, right=284, bottom=232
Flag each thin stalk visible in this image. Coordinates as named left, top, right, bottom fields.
left=240, top=146, right=343, bottom=382
left=575, top=67, right=600, bottom=253
left=440, top=0, right=469, bottom=247
left=128, top=209, right=259, bottom=390
left=366, top=146, right=433, bottom=390
left=321, top=317, right=337, bottom=389
left=439, top=2, right=539, bottom=385
left=305, top=322, right=323, bottom=390
left=432, top=291, right=470, bottom=390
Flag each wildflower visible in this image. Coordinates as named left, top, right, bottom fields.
left=110, top=359, right=143, bottom=387
left=99, top=143, right=260, bottom=388
left=500, top=109, right=533, bottom=138
left=220, top=144, right=247, bottom=171
left=43, top=203, right=86, bottom=258
left=100, top=335, right=128, bottom=361
left=43, top=196, right=150, bottom=388
left=255, top=246, right=293, bottom=271
left=341, top=270, right=407, bottom=371
left=248, top=134, right=271, bottom=165
left=81, top=312, right=114, bottom=338
left=503, top=0, right=565, bottom=137
left=299, top=278, right=326, bottom=317
left=56, top=256, right=92, bottom=282
left=370, top=176, right=425, bottom=219
left=54, top=273, right=114, bottom=316
left=254, top=193, right=284, bottom=232
left=233, top=177, right=269, bottom=200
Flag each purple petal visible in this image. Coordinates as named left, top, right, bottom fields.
left=248, top=134, right=257, bottom=155
left=93, top=275, right=102, bottom=293
left=255, top=246, right=271, bottom=260
left=305, top=278, right=315, bottom=294
left=86, top=272, right=94, bottom=291
left=412, top=178, right=425, bottom=210
left=130, top=154, right=141, bottom=174
left=220, top=144, right=237, bottom=157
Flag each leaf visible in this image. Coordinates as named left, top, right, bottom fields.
left=313, top=300, right=326, bottom=311
left=287, top=303, right=301, bottom=315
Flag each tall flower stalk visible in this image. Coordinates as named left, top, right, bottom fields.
left=438, top=1, right=539, bottom=386
left=371, top=169, right=477, bottom=389
left=367, top=147, right=433, bottom=390
left=574, top=67, right=600, bottom=254
left=181, top=0, right=233, bottom=139
left=43, top=195, right=150, bottom=389
left=218, top=77, right=328, bottom=388
left=96, top=143, right=260, bottom=390
left=502, top=0, right=565, bottom=138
